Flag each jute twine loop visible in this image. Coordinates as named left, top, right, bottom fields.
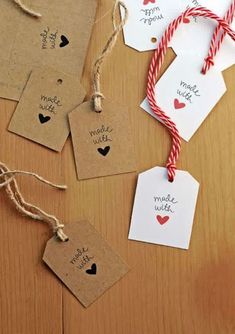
left=0, top=162, right=68, bottom=242
left=13, top=0, right=41, bottom=18
left=92, top=1, right=128, bottom=113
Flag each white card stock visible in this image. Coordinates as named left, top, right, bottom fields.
left=122, top=0, right=235, bottom=71
left=121, top=0, right=185, bottom=51
left=129, top=167, right=199, bottom=249
left=141, top=55, right=226, bottom=141
left=171, top=0, right=235, bottom=71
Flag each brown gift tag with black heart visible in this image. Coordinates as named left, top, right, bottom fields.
left=0, top=0, right=97, bottom=101
left=69, top=100, right=137, bottom=179
left=43, top=221, right=129, bottom=307
left=8, top=67, right=85, bottom=151
left=68, top=2, right=135, bottom=179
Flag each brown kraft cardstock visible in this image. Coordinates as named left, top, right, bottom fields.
left=8, top=67, right=85, bottom=151
left=0, top=0, right=97, bottom=101
left=43, top=221, right=130, bottom=307
left=69, top=100, right=137, bottom=180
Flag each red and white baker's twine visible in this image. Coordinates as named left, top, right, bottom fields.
left=147, top=7, right=235, bottom=182
left=202, top=0, right=235, bottom=74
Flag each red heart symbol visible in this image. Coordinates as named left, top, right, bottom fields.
left=143, top=0, right=156, bottom=4
left=183, top=17, right=190, bottom=24
left=174, top=98, right=186, bottom=110
left=156, top=215, right=169, bottom=225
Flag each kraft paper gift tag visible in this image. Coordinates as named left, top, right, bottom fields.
left=43, top=221, right=130, bottom=307
left=68, top=2, right=136, bottom=179
left=69, top=100, right=137, bottom=180
left=8, top=67, right=85, bottom=151
left=0, top=0, right=97, bottom=101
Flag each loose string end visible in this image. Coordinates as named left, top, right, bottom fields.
left=13, top=0, right=42, bottom=18
left=58, top=185, right=67, bottom=190
left=0, top=162, right=68, bottom=242
left=0, top=169, right=67, bottom=190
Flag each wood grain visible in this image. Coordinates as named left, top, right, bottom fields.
left=0, top=1, right=235, bottom=333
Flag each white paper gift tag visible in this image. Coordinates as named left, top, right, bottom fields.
left=121, top=0, right=185, bottom=51
left=171, top=0, right=235, bottom=72
left=141, top=55, right=226, bottom=141
left=129, top=167, right=199, bottom=249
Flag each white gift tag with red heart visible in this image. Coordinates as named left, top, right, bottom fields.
left=171, top=0, right=235, bottom=71
left=141, top=54, right=226, bottom=141
left=120, top=0, right=185, bottom=51
left=129, top=167, right=199, bottom=249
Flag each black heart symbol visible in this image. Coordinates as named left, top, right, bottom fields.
left=86, top=263, right=97, bottom=275
left=38, top=113, right=51, bottom=124
left=97, top=146, right=110, bottom=156
left=60, top=35, right=69, bottom=48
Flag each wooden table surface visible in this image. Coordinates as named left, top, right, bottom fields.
left=0, top=1, right=235, bottom=333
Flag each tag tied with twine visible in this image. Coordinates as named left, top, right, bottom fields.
left=69, top=1, right=137, bottom=180
left=0, top=161, right=68, bottom=241
left=0, top=162, right=129, bottom=307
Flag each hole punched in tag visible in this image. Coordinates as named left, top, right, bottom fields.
left=57, top=79, right=63, bottom=85
left=92, top=1, right=128, bottom=113
left=151, top=37, right=157, bottom=43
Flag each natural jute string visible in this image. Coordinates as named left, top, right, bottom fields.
left=147, top=7, right=235, bottom=181
left=0, top=162, right=68, bottom=242
left=13, top=0, right=41, bottom=18
left=92, top=1, right=128, bottom=113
